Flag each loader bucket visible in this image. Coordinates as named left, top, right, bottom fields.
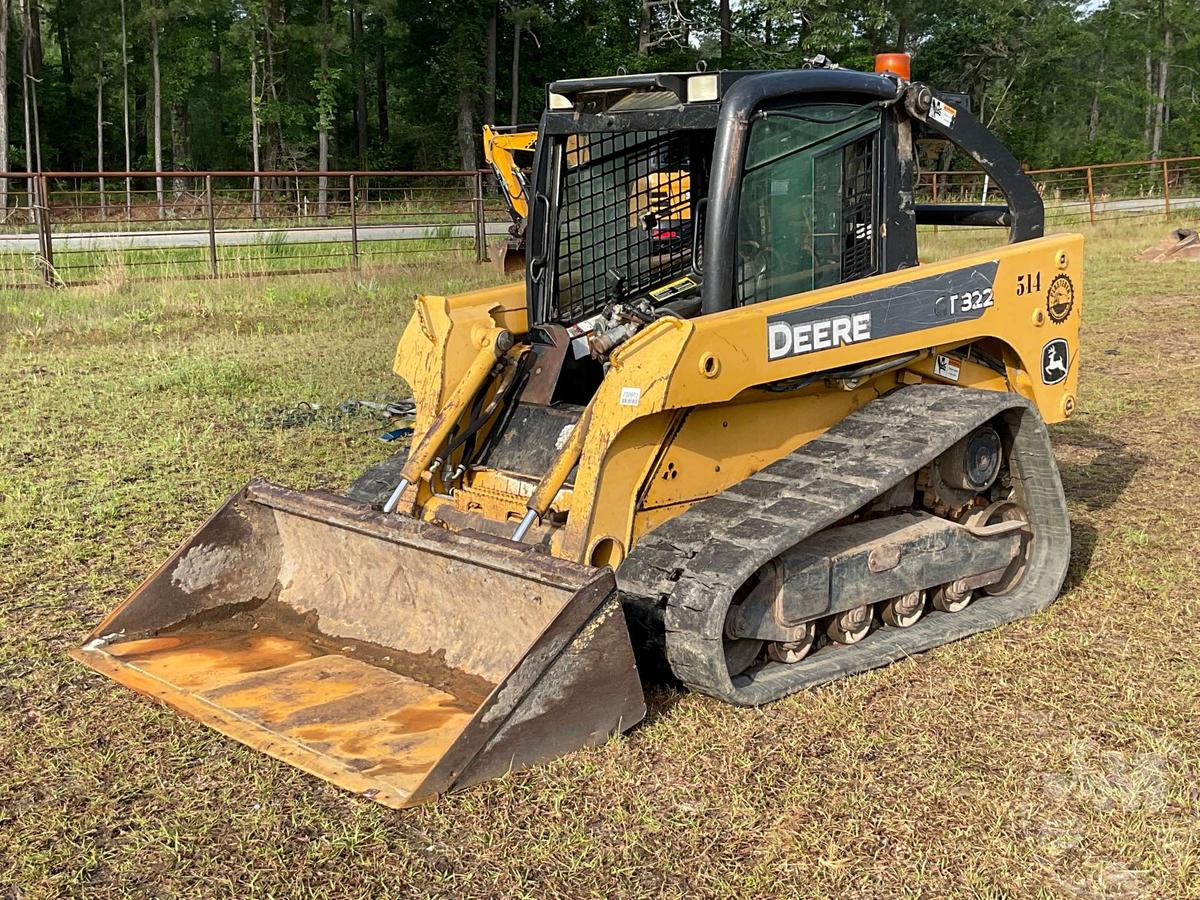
left=71, top=480, right=645, bottom=809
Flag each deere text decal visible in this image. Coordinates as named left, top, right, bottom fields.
left=766, top=262, right=1000, bottom=362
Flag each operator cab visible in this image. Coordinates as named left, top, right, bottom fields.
left=526, top=65, right=1041, bottom=338
left=526, top=68, right=919, bottom=344
left=484, top=62, right=1044, bottom=474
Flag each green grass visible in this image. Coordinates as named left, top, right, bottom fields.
left=2, top=221, right=1200, bottom=897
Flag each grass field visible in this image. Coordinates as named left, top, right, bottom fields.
left=2, top=220, right=1199, bottom=897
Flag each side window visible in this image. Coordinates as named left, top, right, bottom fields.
left=737, top=104, right=879, bottom=306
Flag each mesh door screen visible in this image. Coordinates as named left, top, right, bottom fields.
left=553, top=130, right=698, bottom=323
left=839, top=135, right=875, bottom=281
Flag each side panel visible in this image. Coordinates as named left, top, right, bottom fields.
left=552, top=236, right=1080, bottom=562
left=668, top=234, right=1082, bottom=420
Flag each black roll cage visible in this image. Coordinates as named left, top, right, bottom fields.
left=527, top=68, right=1044, bottom=326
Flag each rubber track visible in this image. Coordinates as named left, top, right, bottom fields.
left=616, top=385, right=1071, bottom=706
left=346, top=451, right=408, bottom=506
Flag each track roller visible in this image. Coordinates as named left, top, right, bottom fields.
left=826, top=605, right=873, bottom=644
left=767, top=622, right=816, bottom=664
left=881, top=590, right=926, bottom=628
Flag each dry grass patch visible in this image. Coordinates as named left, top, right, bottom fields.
left=2, top=223, right=1200, bottom=897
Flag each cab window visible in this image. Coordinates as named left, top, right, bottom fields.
left=737, top=103, right=879, bottom=305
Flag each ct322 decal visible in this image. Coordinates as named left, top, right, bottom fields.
left=766, top=262, right=999, bottom=361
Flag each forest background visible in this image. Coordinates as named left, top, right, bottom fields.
left=0, top=0, right=1193, bottom=190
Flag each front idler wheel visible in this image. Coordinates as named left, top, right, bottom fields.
left=723, top=636, right=764, bottom=677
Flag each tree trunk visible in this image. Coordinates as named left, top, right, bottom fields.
left=638, top=1, right=650, bottom=54
left=0, top=0, right=10, bottom=215
left=317, top=128, right=328, bottom=218
left=56, top=7, right=70, bottom=87
left=457, top=87, right=476, bottom=171
left=1087, top=23, right=1108, bottom=145
left=351, top=1, right=367, bottom=163
left=1087, top=90, right=1100, bottom=145
left=719, top=0, right=731, bottom=56
left=484, top=3, right=496, bottom=124
left=20, top=0, right=32, bottom=212
left=170, top=102, right=188, bottom=199
left=263, top=0, right=283, bottom=172
left=210, top=34, right=223, bottom=146
left=317, top=0, right=330, bottom=217
left=97, top=54, right=106, bottom=219
left=24, top=0, right=43, bottom=223
left=250, top=36, right=261, bottom=222
left=375, top=22, right=388, bottom=145
left=509, top=24, right=520, bottom=125
left=151, top=15, right=164, bottom=218
left=1151, top=26, right=1171, bottom=159
left=134, top=85, right=146, bottom=160
left=120, top=0, right=131, bottom=218
left=27, top=0, right=39, bottom=76
left=1143, top=51, right=1153, bottom=147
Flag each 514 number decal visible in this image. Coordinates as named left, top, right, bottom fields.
left=1016, top=272, right=1042, bottom=295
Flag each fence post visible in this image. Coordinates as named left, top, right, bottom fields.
left=32, top=175, right=45, bottom=275
left=931, top=171, right=939, bottom=236
left=349, top=174, right=360, bottom=270
left=474, top=170, right=489, bottom=263
left=1162, top=160, right=1171, bottom=217
left=38, top=174, right=56, bottom=286
left=205, top=174, right=218, bottom=277
left=1085, top=166, right=1096, bottom=225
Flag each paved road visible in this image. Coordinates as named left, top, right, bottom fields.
left=0, top=221, right=512, bottom=253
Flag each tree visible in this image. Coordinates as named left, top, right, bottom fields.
left=508, top=6, right=543, bottom=125
left=484, top=1, right=497, bottom=124
left=121, top=0, right=132, bottom=216
left=314, top=0, right=335, bottom=215
left=351, top=0, right=366, bottom=162
left=97, top=46, right=106, bottom=217
left=247, top=4, right=262, bottom=219
left=150, top=3, right=164, bottom=216
left=20, top=0, right=41, bottom=213
left=0, top=0, right=10, bottom=214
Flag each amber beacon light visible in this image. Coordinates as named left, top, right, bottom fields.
left=875, top=52, right=911, bottom=80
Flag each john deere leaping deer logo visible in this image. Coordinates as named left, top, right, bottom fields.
left=1041, top=338, right=1070, bottom=385
left=1046, top=274, right=1075, bottom=324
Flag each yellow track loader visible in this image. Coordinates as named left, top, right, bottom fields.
left=75, top=57, right=1081, bottom=809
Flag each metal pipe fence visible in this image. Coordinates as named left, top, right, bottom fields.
left=0, top=169, right=511, bottom=287
left=0, top=154, right=1194, bottom=289
left=917, top=154, right=1200, bottom=229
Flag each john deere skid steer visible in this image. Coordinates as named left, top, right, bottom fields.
left=75, top=57, right=1081, bottom=809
